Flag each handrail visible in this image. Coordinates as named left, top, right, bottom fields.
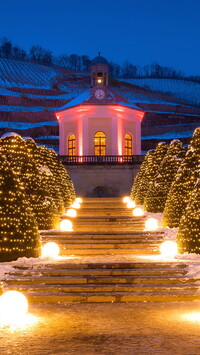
left=59, top=155, right=144, bottom=164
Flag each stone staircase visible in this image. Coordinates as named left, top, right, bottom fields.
left=2, top=198, right=200, bottom=303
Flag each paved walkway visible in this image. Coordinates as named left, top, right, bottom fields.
left=1, top=302, right=200, bottom=354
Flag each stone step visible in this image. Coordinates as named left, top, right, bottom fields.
left=7, top=267, right=187, bottom=277
left=5, top=274, right=193, bottom=285
left=12, top=261, right=186, bottom=270
left=10, top=290, right=200, bottom=303
left=5, top=283, right=197, bottom=293
left=40, top=231, right=164, bottom=236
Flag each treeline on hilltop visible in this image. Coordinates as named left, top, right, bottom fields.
left=1, top=37, right=200, bottom=82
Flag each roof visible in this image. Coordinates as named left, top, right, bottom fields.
left=91, top=55, right=109, bottom=65
left=56, top=86, right=143, bottom=112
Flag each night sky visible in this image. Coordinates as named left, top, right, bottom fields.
left=1, top=0, right=200, bottom=75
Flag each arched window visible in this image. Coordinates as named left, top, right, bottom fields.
left=94, top=131, right=106, bottom=156
left=68, top=134, right=76, bottom=156
left=125, top=133, right=132, bottom=155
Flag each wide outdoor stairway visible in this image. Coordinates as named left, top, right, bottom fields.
left=2, top=198, right=200, bottom=303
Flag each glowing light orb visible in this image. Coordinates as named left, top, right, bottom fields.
left=145, top=218, right=159, bottom=231
left=71, top=201, right=81, bottom=209
left=160, top=241, right=178, bottom=258
left=0, top=291, right=28, bottom=319
left=60, top=219, right=73, bottom=231
left=66, top=208, right=77, bottom=217
left=123, top=196, right=130, bottom=203
left=133, top=207, right=144, bottom=216
left=127, top=201, right=136, bottom=208
left=42, top=242, right=60, bottom=258
left=75, top=197, right=82, bottom=203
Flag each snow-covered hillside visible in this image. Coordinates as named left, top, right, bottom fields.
left=122, top=78, right=200, bottom=106
left=0, top=58, right=61, bottom=88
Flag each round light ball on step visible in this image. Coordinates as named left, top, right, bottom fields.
left=123, top=196, right=130, bottom=203
left=66, top=208, right=77, bottom=217
left=71, top=201, right=81, bottom=209
left=42, top=242, right=60, bottom=258
left=127, top=200, right=136, bottom=208
left=145, top=218, right=158, bottom=231
left=132, top=207, right=144, bottom=216
left=75, top=197, right=82, bottom=203
left=0, top=291, right=28, bottom=319
left=60, top=219, right=73, bottom=231
left=160, top=241, right=178, bottom=258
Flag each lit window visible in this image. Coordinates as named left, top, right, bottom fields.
left=68, top=134, right=76, bottom=156
left=94, top=131, right=106, bottom=156
left=125, top=133, right=132, bottom=155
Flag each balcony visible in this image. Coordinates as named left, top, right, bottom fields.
left=59, top=155, right=144, bottom=165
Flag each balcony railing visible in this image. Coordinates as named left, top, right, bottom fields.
left=59, top=155, right=144, bottom=165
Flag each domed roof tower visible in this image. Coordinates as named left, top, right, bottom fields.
left=90, top=52, right=109, bottom=86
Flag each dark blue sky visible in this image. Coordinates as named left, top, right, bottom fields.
left=1, top=0, right=200, bottom=75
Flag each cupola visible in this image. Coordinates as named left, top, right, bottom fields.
left=90, top=52, right=109, bottom=86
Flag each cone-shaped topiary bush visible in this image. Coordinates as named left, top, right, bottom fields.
left=176, top=178, right=200, bottom=254
left=144, top=140, right=186, bottom=212
left=24, top=139, right=60, bottom=230
left=135, top=142, right=168, bottom=205
left=162, top=128, right=200, bottom=228
left=130, top=150, right=154, bottom=201
left=0, top=152, right=41, bottom=262
left=47, top=149, right=76, bottom=208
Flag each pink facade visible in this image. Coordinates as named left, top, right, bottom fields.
left=56, top=104, right=144, bottom=156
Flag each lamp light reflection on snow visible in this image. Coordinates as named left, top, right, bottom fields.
left=0, top=291, right=28, bottom=321
left=75, top=197, right=82, bottom=204
left=145, top=218, right=159, bottom=231
left=127, top=201, right=136, bottom=208
left=66, top=208, right=77, bottom=217
left=60, top=219, right=73, bottom=231
left=123, top=196, right=130, bottom=203
left=160, top=241, right=178, bottom=258
left=132, top=207, right=144, bottom=216
left=42, top=242, right=60, bottom=258
left=71, top=201, right=81, bottom=209
left=182, top=312, right=200, bottom=322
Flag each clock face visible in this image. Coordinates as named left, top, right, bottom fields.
left=95, top=89, right=105, bottom=100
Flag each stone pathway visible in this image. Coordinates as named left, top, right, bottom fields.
left=2, top=198, right=200, bottom=302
